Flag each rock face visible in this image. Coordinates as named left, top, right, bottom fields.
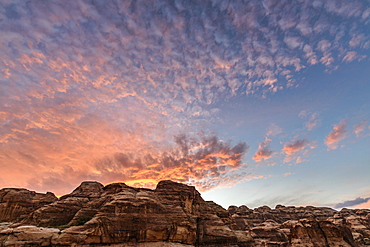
left=0, top=188, right=57, bottom=223
left=0, top=181, right=369, bottom=247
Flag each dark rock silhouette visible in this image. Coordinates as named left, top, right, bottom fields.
left=0, top=180, right=369, bottom=246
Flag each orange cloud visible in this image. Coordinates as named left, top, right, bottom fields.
left=282, top=139, right=310, bottom=156
left=253, top=138, right=274, bottom=162
left=91, top=134, right=249, bottom=192
left=325, top=120, right=347, bottom=150
left=18, top=133, right=249, bottom=194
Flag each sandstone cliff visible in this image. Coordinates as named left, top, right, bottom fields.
left=0, top=180, right=369, bottom=246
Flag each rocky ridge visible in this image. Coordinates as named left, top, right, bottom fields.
left=0, top=180, right=369, bottom=246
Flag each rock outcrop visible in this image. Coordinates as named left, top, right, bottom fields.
left=0, top=180, right=369, bottom=246
left=0, top=188, right=57, bottom=223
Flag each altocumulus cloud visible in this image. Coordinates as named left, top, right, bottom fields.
left=0, top=0, right=369, bottom=193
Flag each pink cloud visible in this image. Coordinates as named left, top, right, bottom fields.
left=284, top=36, right=303, bottom=50
left=325, top=120, right=347, bottom=150
left=353, top=120, right=367, bottom=137
left=303, top=44, right=318, bottom=65
left=266, top=123, right=283, bottom=136
left=282, top=139, right=310, bottom=156
left=295, top=157, right=303, bottom=163
left=317, top=40, right=331, bottom=52
left=299, top=111, right=318, bottom=131
left=320, top=53, right=334, bottom=66
left=253, top=138, right=274, bottom=162
left=349, top=33, right=365, bottom=48
left=342, top=51, right=358, bottom=63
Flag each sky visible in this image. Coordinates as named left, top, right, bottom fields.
left=0, top=0, right=369, bottom=210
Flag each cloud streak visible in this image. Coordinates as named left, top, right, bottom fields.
left=334, top=197, right=370, bottom=209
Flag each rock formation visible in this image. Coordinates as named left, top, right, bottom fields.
left=0, top=180, right=369, bottom=246
left=0, top=188, right=57, bottom=223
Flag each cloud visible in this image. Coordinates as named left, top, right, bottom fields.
left=266, top=123, right=283, bottom=136
left=253, top=124, right=283, bottom=162
left=284, top=36, right=303, bottom=50
left=325, top=120, right=347, bottom=150
left=352, top=200, right=370, bottom=209
left=317, top=40, right=331, bottom=52
left=282, top=139, right=312, bottom=163
left=253, top=138, right=274, bottom=162
left=353, top=120, right=367, bottom=137
left=24, top=133, right=249, bottom=194
left=295, top=157, right=303, bottom=164
left=342, top=51, right=358, bottom=63
left=303, top=44, right=318, bottom=65
left=93, top=133, right=249, bottom=192
left=349, top=33, right=365, bottom=48
left=0, top=0, right=369, bottom=194
left=334, top=197, right=370, bottom=209
left=299, top=111, right=318, bottom=130
left=320, top=53, right=334, bottom=66
left=282, top=139, right=310, bottom=156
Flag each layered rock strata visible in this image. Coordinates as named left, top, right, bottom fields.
left=0, top=180, right=369, bottom=246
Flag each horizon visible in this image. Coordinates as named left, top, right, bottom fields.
left=0, top=0, right=369, bottom=210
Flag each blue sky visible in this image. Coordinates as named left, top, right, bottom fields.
left=0, top=0, right=369, bottom=209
